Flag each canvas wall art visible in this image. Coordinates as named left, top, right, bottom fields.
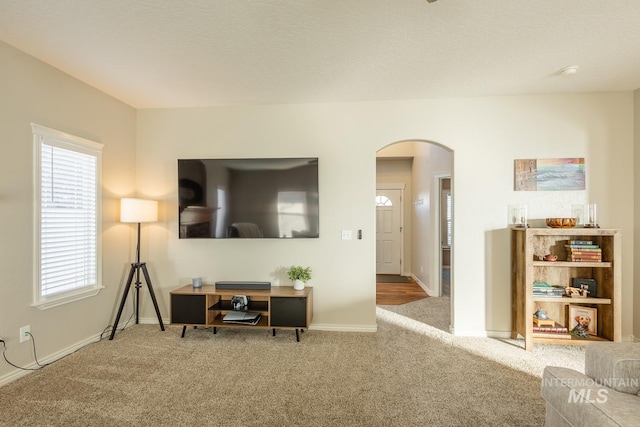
left=514, top=158, right=585, bottom=191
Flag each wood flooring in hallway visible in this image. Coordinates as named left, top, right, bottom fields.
left=376, top=278, right=428, bottom=305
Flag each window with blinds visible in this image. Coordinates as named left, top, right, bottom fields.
left=32, top=124, right=104, bottom=308
left=446, top=192, right=452, bottom=247
left=441, top=188, right=452, bottom=248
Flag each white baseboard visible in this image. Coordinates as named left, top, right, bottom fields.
left=410, top=274, right=436, bottom=296
left=0, top=333, right=102, bottom=387
left=138, top=316, right=171, bottom=326
left=486, top=330, right=513, bottom=339
left=309, top=324, right=377, bottom=333
left=451, top=329, right=489, bottom=338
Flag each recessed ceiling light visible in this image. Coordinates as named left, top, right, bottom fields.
left=559, top=66, right=579, bottom=76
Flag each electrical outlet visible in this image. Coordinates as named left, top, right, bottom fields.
left=19, top=325, right=30, bottom=343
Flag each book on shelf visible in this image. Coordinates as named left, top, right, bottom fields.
left=567, top=253, right=602, bottom=258
left=532, top=331, right=572, bottom=339
left=568, top=256, right=602, bottom=261
left=533, top=322, right=568, bottom=333
left=568, top=257, right=602, bottom=262
left=565, top=244, right=600, bottom=249
left=533, top=281, right=565, bottom=297
left=566, top=240, right=593, bottom=245
left=568, top=253, right=602, bottom=258
left=567, top=246, right=602, bottom=252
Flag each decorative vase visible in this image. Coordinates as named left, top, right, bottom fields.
left=294, top=279, right=305, bottom=290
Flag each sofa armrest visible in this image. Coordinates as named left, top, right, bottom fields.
left=542, top=366, right=640, bottom=427
left=586, top=343, right=640, bottom=395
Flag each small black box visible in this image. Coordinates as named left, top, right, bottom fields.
left=572, top=278, right=596, bottom=296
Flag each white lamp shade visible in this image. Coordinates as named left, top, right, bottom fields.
left=120, top=198, right=158, bottom=223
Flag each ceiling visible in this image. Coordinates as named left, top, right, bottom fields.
left=2, top=0, right=640, bottom=109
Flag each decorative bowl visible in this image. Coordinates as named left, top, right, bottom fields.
left=543, top=254, right=558, bottom=262
left=546, top=218, right=577, bottom=228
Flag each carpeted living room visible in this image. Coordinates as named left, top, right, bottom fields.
left=2, top=2, right=640, bottom=426
left=0, top=304, right=588, bottom=426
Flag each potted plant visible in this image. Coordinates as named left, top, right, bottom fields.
left=287, top=266, right=312, bottom=290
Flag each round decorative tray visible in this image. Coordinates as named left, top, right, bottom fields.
left=546, top=217, right=577, bottom=228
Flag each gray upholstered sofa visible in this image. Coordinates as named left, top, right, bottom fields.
left=541, top=343, right=640, bottom=426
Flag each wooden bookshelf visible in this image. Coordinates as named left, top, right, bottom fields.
left=511, top=228, right=621, bottom=351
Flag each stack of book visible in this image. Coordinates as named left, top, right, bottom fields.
left=532, top=321, right=571, bottom=339
left=533, top=281, right=565, bottom=297
left=565, top=240, right=602, bottom=262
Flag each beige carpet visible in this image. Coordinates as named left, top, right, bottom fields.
left=0, top=298, right=585, bottom=426
left=379, top=297, right=586, bottom=377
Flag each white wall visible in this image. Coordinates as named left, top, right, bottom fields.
left=0, top=41, right=137, bottom=382
left=136, top=105, right=376, bottom=330
left=411, top=142, right=453, bottom=296
left=376, top=142, right=415, bottom=158
left=137, top=93, right=635, bottom=339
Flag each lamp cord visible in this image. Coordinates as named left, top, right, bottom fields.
left=0, top=332, right=49, bottom=371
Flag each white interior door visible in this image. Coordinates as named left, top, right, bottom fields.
left=376, top=188, right=402, bottom=274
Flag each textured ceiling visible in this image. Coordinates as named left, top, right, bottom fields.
left=2, top=0, right=640, bottom=109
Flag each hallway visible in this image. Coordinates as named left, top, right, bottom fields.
left=375, top=275, right=427, bottom=305
left=376, top=273, right=451, bottom=333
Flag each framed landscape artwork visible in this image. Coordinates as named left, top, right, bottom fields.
left=514, top=158, right=585, bottom=191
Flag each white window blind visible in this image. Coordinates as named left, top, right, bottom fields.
left=446, top=192, right=452, bottom=247
left=33, top=124, right=104, bottom=308
left=441, top=189, right=452, bottom=248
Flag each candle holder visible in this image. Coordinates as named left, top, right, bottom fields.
left=571, top=204, right=585, bottom=226
left=584, top=203, right=599, bottom=228
left=508, top=204, right=528, bottom=228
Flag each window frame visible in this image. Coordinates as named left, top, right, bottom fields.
left=32, top=123, right=104, bottom=309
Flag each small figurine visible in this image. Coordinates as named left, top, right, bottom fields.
left=565, top=287, right=589, bottom=297
left=570, top=323, right=590, bottom=339
left=533, top=307, right=549, bottom=320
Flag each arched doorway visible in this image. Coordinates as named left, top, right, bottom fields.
left=375, top=139, right=453, bottom=332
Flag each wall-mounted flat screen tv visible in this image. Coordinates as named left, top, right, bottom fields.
left=178, top=158, right=319, bottom=239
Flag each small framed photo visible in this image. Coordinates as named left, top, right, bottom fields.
left=568, top=305, right=597, bottom=336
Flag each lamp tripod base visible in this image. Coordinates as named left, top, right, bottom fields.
left=109, top=262, right=165, bottom=340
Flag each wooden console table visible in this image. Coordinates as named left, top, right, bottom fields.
left=170, top=285, right=313, bottom=342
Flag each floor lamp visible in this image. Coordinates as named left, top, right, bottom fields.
left=110, top=198, right=165, bottom=340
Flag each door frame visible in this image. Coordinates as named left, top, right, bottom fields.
left=376, top=183, right=405, bottom=276
left=434, top=173, right=452, bottom=298
left=431, top=173, right=453, bottom=297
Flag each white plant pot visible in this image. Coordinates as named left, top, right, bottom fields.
left=293, top=279, right=305, bottom=290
